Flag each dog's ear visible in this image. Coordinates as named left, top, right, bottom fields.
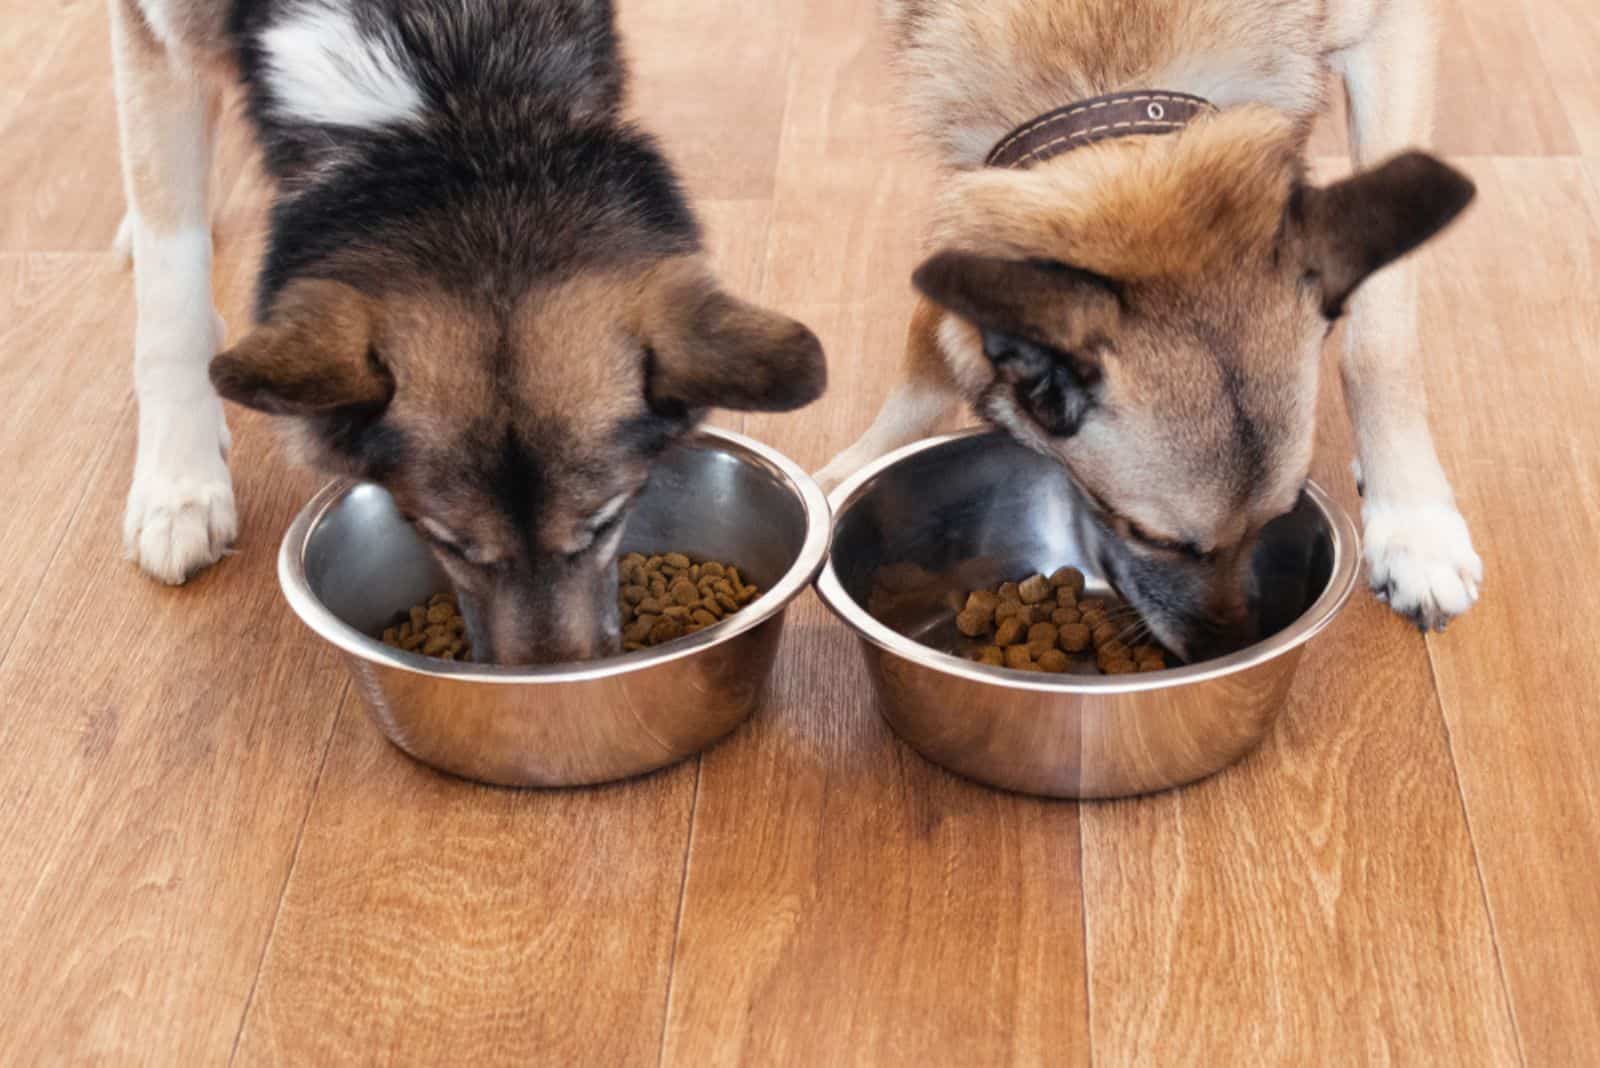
left=210, top=279, right=392, bottom=415
left=914, top=251, right=1120, bottom=436
left=1294, top=151, right=1475, bottom=318
left=640, top=270, right=826, bottom=414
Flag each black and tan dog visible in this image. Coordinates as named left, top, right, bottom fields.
left=818, top=0, right=1481, bottom=660
left=111, top=0, right=825, bottom=663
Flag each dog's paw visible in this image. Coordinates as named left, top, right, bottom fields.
left=124, top=404, right=237, bottom=585
left=1362, top=498, right=1482, bottom=631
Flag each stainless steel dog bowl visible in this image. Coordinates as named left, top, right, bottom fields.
left=816, top=430, right=1359, bottom=799
left=279, top=428, right=830, bottom=788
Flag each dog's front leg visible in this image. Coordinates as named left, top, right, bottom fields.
left=815, top=297, right=961, bottom=491
left=1335, top=0, right=1481, bottom=630
left=111, top=0, right=235, bottom=584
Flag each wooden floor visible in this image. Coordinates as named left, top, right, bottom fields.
left=3, top=0, right=1598, bottom=1063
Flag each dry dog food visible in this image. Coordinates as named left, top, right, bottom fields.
left=378, top=552, right=757, bottom=662
left=957, top=566, right=1170, bottom=674
left=617, top=552, right=759, bottom=652
left=381, top=593, right=471, bottom=660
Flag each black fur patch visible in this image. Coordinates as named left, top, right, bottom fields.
left=226, top=0, right=701, bottom=319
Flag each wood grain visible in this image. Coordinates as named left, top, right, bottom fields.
left=1415, top=159, right=1600, bottom=1067
left=0, top=263, right=343, bottom=1063
left=230, top=707, right=696, bottom=1066
left=0, top=256, right=134, bottom=663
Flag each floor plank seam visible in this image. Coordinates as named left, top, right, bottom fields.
left=1077, top=809, right=1095, bottom=1068
left=654, top=754, right=703, bottom=1068
left=1424, top=640, right=1529, bottom=1067
left=225, top=685, right=352, bottom=1066
left=0, top=391, right=134, bottom=672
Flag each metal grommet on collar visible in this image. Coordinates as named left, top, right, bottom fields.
left=1147, top=102, right=1165, bottom=120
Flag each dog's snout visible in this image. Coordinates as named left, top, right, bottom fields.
left=454, top=574, right=621, bottom=667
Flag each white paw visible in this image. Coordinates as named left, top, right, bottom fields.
left=1362, top=499, right=1483, bottom=631
left=124, top=397, right=237, bottom=585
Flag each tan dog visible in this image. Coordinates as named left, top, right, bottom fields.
left=818, top=0, right=1481, bottom=659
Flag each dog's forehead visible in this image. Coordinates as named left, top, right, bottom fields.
left=1076, top=329, right=1316, bottom=539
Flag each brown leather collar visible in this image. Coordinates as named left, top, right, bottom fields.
left=985, top=90, right=1216, bottom=169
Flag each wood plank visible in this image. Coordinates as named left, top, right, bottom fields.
left=0, top=251, right=346, bottom=1061
left=1432, top=0, right=1578, bottom=158
left=1521, top=0, right=1600, bottom=156
left=618, top=0, right=799, bottom=202
left=230, top=710, right=696, bottom=1066
left=1420, top=158, right=1600, bottom=1067
left=0, top=255, right=135, bottom=665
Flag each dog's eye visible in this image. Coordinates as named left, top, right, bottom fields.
left=1125, top=520, right=1212, bottom=563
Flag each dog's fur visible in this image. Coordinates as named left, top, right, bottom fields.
left=112, top=0, right=825, bottom=663
left=818, top=0, right=1482, bottom=658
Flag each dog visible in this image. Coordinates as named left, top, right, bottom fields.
left=817, top=0, right=1482, bottom=661
left=111, top=0, right=826, bottom=663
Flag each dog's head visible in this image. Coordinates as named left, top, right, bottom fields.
left=212, top=128, right=823, bottom=665
left=917, top=107, right=1473, bottom=661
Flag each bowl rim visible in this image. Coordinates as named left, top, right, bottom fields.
left=814, top=428, right=1361, bottom=694
left=278, top=426, right=833, bottom=683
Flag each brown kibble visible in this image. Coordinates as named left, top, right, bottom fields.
left=649, top=618, right=684, bottom=644
left=956, top=607, right=992, bottom=638
left=382, top=627, right=398, bottom=645
left=1027, top=638, right=1058, bottom=659
left=997, top=581, right=1021, bottom=602
left=426, top=603, right=454, bottom=624
left=1037, top=649, right=1070, bottom=673
left=409, top=605, right=427, bottom=630
left=621, top=584, right=648, bottom=605
left=964, top=590, right=1000, bottom=617
left=624, top=641, right=646, bottom=652
left=1078, top=598, right=1105, bottom=615
left=1138, top=659, right=1165, bottom=673
left=994, top=600, right=1023, bottom=623
left=1027, top=622, right=1058, bottom=647
left=1091, top=621, right=1119, bottom=647
left=716, top=592, right=740, bottom=613
left=700, top=598, right=725, bottom=619
left=663, top=552, right=691, bottom=569
left=1004, top=645, right=1034, bottom=670
left=637, top=597, right=665, bottom=615
left=1059, top=623, right=1091, bottom=652
left=1103, top=658, right=1137, bottom=675
left=1055, top=586, right=1078, bottom=607
left=1051, top=607, right=1080, bottom=626
left=691, top=608, right=717, bottom=628
left=422, top=633, right=452, bottom=656
left=689, top=564, right=702, bottom=582
left=700, top=562, right=725, bottom=578
left=1049, top=567, right=1087, bottom=594
left=973, top=645, right=1005, bottom=666
left=994, top=617, right=1027, bottom=646
left=1018, top=574, right=1051, bottom=604
left=1080, top=609, right=1107, bottom=628
left=663, top=605, right=691, bottom=619
left=648, top=574, right=668, bottom=597
left=1097, top=639, right=1131, bottom=665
